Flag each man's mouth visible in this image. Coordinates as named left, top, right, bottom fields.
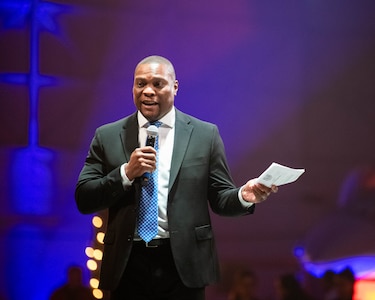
left=142, top=101, right=157, bottom=106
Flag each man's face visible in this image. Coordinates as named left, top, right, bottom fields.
left=133, top=62, right=178, bottom=122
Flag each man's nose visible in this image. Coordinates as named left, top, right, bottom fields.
left=143, top=86, right=155, bottom=96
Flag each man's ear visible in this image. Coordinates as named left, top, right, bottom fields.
left=174, top=80, right=179, bottom=96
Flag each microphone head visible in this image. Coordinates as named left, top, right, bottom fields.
left=146, top=125, right=159, bottom=137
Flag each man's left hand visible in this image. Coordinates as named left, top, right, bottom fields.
left=241, top=179, right=278, bottom=203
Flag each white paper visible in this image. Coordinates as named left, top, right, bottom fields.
left=256, top=162, right=305, bottom=187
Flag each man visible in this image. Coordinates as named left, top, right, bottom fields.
left=227, top=269, right=260, bottom=300
left=75, top=55, right=278, bottom=300
left=333, top=268, right=356, bottom=300
left=50, top=266, right=95, bottom=300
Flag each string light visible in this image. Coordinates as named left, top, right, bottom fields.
left=92, top=216, right=103, bottom=228
left=93, top=289, right=104, bottom=299
left=85, top=246, right=94, bottom=258
left=90, top=278, right=100, bottom=289
left=87, top=213, right=108, bottom=299
left=96, top=232, right=105, bottom=244
left=93, top=249, right=103, bottom=260
left=86, top=259, right=97, bottom=271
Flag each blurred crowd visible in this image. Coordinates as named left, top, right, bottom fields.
left=224, top=267, right=356, bottom=300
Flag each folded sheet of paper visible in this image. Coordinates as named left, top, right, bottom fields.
left=256, top=162, right=305, bottom=187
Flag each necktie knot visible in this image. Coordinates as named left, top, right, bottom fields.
left=150, top=121, right=162, bottom=128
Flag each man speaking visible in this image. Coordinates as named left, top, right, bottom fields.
left=75, top=55, right=278, bottom=300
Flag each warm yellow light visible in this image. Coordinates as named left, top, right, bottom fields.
left=90, top=278, right=100, bottom=289
left=87, top=259, right=98, bottom=271
left=96, top=232, right=105, bottom=244
left=85, top=246, right=94, bottom=258
left=92, top=216, right=103, bottom=228
left=93, top=289, right=103, bottom=299
left=355, top=279, right=375, bottom=300
left=93, top=249, right=103, bottom=260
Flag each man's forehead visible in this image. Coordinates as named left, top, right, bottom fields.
left=134, top=62, right=173, bottom=79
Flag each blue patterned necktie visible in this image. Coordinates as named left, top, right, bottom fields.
left=138, top=121, right=162, bottom=242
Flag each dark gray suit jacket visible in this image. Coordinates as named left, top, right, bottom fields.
left=75, top=109, right=254, bottom=290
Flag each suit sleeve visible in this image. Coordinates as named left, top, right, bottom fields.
left=75, top=128, right=134, bottom=214
left=207, top=126, right=254, bottom=216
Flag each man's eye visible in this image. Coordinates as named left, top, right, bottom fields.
left=154, top=81, right=164, bottom=88
left=137, top=82, right=145, bottom=88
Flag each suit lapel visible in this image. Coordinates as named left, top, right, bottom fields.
left=120, top=113, right=139, bottom=162
left=168, top=110, right=193, bottom=191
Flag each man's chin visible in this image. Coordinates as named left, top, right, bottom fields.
left=140, top=109, right=159, bottom=121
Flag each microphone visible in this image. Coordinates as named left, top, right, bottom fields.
left=142, top=124, right=159, bottom=186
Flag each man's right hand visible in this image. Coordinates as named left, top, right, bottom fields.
left=124, top=146, right=157, bottom=181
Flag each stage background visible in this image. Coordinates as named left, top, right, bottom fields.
left=1, top=0, right=375, bottom=299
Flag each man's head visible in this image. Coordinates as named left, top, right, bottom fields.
left=133, top=55, right=179, bottom=122
left=67, top=266, right=83, bottom=288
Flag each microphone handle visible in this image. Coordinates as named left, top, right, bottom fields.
left=142, top=135, right=156, bottom=185
left=146, top=135, right=156, bottom=147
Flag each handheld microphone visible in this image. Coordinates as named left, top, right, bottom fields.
left=142, top=125, right=159, bottom=186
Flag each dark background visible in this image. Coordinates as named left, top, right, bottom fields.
left=1, top=0, right=375, bottom=299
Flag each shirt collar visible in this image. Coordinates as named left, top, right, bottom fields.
left=137, top=107, right=175, bottom=129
